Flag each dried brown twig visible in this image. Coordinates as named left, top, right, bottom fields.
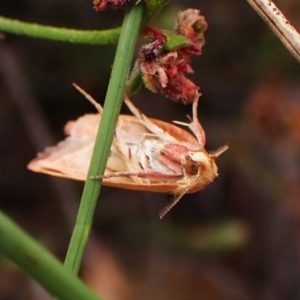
left=247, top=0, right=300, bottom=64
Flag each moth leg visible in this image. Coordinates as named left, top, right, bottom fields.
left=123, top=94, right=145, bottom=120
left=91, top=170, right=183, bottom=180
left=173, top=93, right=206, bottom=148
left=72, top=83, right=103, bottom=113
left=123, top=95, right=175, bottom=141
left=190, top=94, right=206, bottom=146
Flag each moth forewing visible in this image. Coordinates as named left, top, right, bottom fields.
left=28, top=88, right=228, bottom=217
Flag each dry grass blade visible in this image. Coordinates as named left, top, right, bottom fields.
left=247, top=0, right=300, bottom=64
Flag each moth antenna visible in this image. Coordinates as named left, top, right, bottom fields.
left=72, top=83, right=103, bottom=113
left=159, top=173, right=199, bottom=219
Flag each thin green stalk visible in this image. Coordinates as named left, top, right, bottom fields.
left=144, top=0, right=170, bottom=22
left=63, top=2, right=144, bottom=274
left=0, top=210, right=101, bottom=300
left=0, top=16, right=120, bottom=44
left=0, top=14, right=189, bottom=49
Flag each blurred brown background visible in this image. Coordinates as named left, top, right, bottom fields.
left=1, top=1, right=300, bottom=299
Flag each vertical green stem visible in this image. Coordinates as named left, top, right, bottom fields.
left=63, top=3, right=144, bottom=274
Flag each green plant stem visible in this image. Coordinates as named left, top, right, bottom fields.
left=0, top=16, right=120, bottom=44
left=0, top=210, right=101, bottom=300
left=0, top=14, right=189, bottom=50
left=63, top=2, right=144, bottom=274
left=144, top=0, right=169, bottom=22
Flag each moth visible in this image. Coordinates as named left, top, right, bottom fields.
left=28, top=85, right=228, bottom=218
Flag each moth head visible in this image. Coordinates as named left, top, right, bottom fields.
left=189, top=144, right=228, bottom=167
left=190, top=145, right=228, bottom=176
left=187, top=150, right=215, bottom=177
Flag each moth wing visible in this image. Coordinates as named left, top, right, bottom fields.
left=112, top=116, right=155, bottom=185
left=28, top=114, right=100, bottom=180
left=124, top=98, right=178, bottom=142
left=27, top=114, right=152, bottom=183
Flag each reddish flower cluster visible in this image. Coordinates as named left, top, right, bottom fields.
left=138, top=9, right=207, bottom=104
left=93, top=0, right=131, bottom=11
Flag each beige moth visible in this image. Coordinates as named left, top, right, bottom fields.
left=28, top=85, right=228, bottom=218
